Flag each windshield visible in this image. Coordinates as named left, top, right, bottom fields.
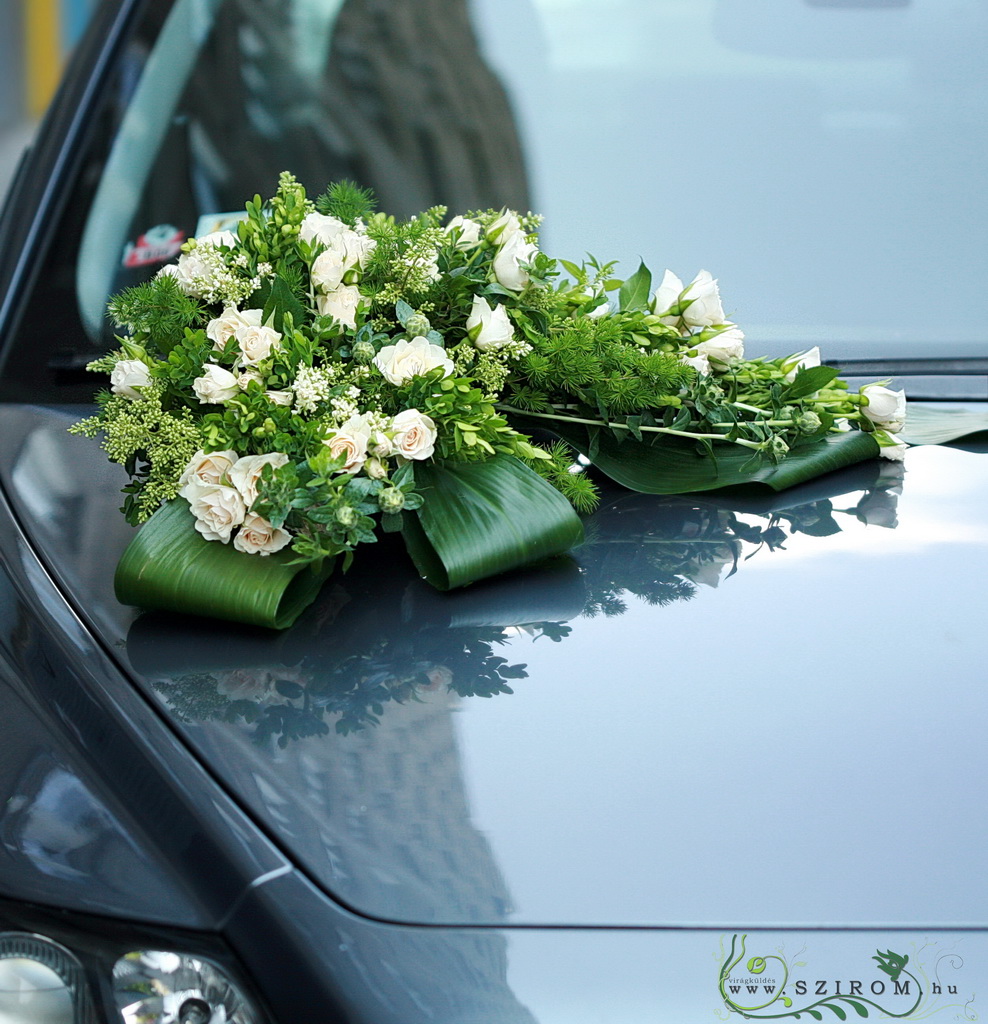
left=3, top=0, right=986, bottom=404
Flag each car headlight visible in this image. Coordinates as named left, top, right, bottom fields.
left=113, top=950, right=261, bottom=1023
left=0, top=920, right=265, bottom=1023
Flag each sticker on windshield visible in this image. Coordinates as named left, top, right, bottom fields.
left=717, top=933, right=975, bottom=1021
left=194, top=211, right=247, bottom=238
left=121, top=224, right=186, bottom=268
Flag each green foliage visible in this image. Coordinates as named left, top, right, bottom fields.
left=315, top=180, right=377, bottom=224
left=106, top=275, right=207, bottom=355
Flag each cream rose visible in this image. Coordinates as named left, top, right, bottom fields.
left=681, top=270, right=726, bottom=327
left=206, top=307, right=263, bottom=351
left=391, top=408, right=438, bottom=461
left=465, top=295, right=514, bottom=351
left=229, top=452, right=290, bottom=507
left=178, top=449, right=238, bottom=494
left=235, top=324, right=282, bottom=365
left=299, top=212, right=348, bottom=247
left=486, top=210, right=523, bottom=245
left=374, top=336, right=453, bottom=385
left=652, top=269, right=684, bottom=322
left=695, top=327, right=745, bottom=371
left=187, top=483, right=245, bottom=543
left=265, top=389, right=294, bottom=407
left=782, top=346, right=821, bottom=384
left=233, top=512, right=292, bottom=556
left=323, top=416, right=372, bottom=473
left=316, top=285, right=363, bottom=329
left=445, top=215, right=482, bottom=248
left=310, top=248, right=347, bottom=293
left=861, top=385, right=907, bottom=433
left=110, top=359, right=151, bottom=399
left=193, top=364, right=240, bottom=404
left=493, top=232, right=538, bottom=292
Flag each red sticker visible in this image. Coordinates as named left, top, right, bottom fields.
left=122, top=225, right=186, bottom=268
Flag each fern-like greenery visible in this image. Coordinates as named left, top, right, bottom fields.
left=316, top=180, right=377, bottom=224
left=106, top=276, right=207, bottom=356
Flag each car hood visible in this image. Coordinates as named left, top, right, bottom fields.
left=4, top=404, right=988, bottom=929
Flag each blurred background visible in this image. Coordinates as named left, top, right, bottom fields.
left=0, top=0, right=96, bottom=199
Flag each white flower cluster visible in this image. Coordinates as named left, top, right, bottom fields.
left=652, top=269, right=745, bottom=375
left=178, top=450, right=292, bottom=555
left=292, top=364, right=339, bottom=415
left=323, top=408, right=438, bottom=477
left=158, top=231, right=260, bottom=307
left=303, top=212, right=376, bottom=329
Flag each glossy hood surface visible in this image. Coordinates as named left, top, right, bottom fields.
left=3, top=403, right=987, bottom=929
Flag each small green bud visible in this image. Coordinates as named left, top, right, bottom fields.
left=378, top=487, right=405, bottom=514
left=352, top=340, right=376, bottom=364
left=405, top=312, right=431, bottom=337
left=336, top=505, right=357, bottom=527
left=796, top=411, right=822, bottom=433
left=769, top=435, right=790, bottom=458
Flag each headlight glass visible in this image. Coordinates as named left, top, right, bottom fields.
left=113, top=950, right=262, bottom=1023
left=0, top=933, right=94, bottom=1023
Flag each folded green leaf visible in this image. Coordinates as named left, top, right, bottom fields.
left=115, top=500, right=331, bottom=629
left=402, top=455, right=584, bottom=590
left=782, top=364, right=840, bottom=400
left=517, top=417, right=880, bottom=493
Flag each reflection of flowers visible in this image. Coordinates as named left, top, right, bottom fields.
left=146, top=470, right=901, bottom=746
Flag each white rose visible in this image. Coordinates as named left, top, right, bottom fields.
left=879, top=441, right=908, bottom=461
left=861, top=384, right=907, bottom=433
left=178, top=449, right=239, bottom=494
left=465, top=295, right=514, bottom=351
left=781, top=346, right=821, bottom=384
left=265, top=389, right=293, bottom=406
left=341, top=229, right=376, bottom=272
left=323, top=415, right=372, bottom=473
left=229, top=452, right=290, bottom=507
left=445, top=215, right=482, bottom=248
left=233, top=512, right=292, bottom=556
left=110, top=359, right=151, bottom=399
left=486, top=210, right=523, bottom=245
left=186, top=483, right=245, bottom=543
left=207, top=307, right=263, bottom=351
left=695, top=326, right=745, bottom=371
left=680, top=350, right=711, bottom=375
left=493, top=232, right=538, bottom=292
left=310, top=248, right=347, bottom=293
left=236, top=324, right=282, bottom=365
left=316, top=285, right=364, bottom=329
left=193, top=364, right=240, bottom=404
left=364, top=457, right=388, bottom=480
left=652, top=269, right=684, bottom=321
left=681, top=270, right=726, bottom=327
left=367, top=429, right=394, bottom=458
left=237, top=370, right=264, bottom=390
left=299, top=212, right=348, bottom=247
left=374, top=335, right=454, bottom=384
left=391, top=408, right=438, bottom=461
left=197, top=229, right=237, bottom=249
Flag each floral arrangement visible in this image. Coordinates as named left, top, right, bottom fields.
left=72, top=175, right=906, bottom=628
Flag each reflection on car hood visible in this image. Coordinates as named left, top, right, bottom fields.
left=4, top=405, right=988, bottom=929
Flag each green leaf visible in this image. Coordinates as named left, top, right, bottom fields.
left=560, top=258, right=584, bottom=281
left=618, top=261, right=652, bottom=312
left=516, top=416, right=881, bottom=493
left=395, top=299, right=414, bottom=326
left=114, top=500, right=332, bottom=629
left=782, top=365, right=840, bottom=400
left=258, top=275, right=307, bottom=333
left=826, top=1004, right=848, bottom=1020
left=898, top=403, right=988, bottom=445
left=402, top=456, right=584, bottom=590
left=844, top=1000, right=869, bottom=1018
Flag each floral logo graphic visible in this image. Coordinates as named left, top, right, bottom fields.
left=717, top=934, right=975, bottom=1021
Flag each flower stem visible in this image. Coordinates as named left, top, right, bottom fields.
left=496, top=405, right=764, bottom=450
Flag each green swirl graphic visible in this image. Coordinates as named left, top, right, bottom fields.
left=719, top=935, right=924, bottom=1020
